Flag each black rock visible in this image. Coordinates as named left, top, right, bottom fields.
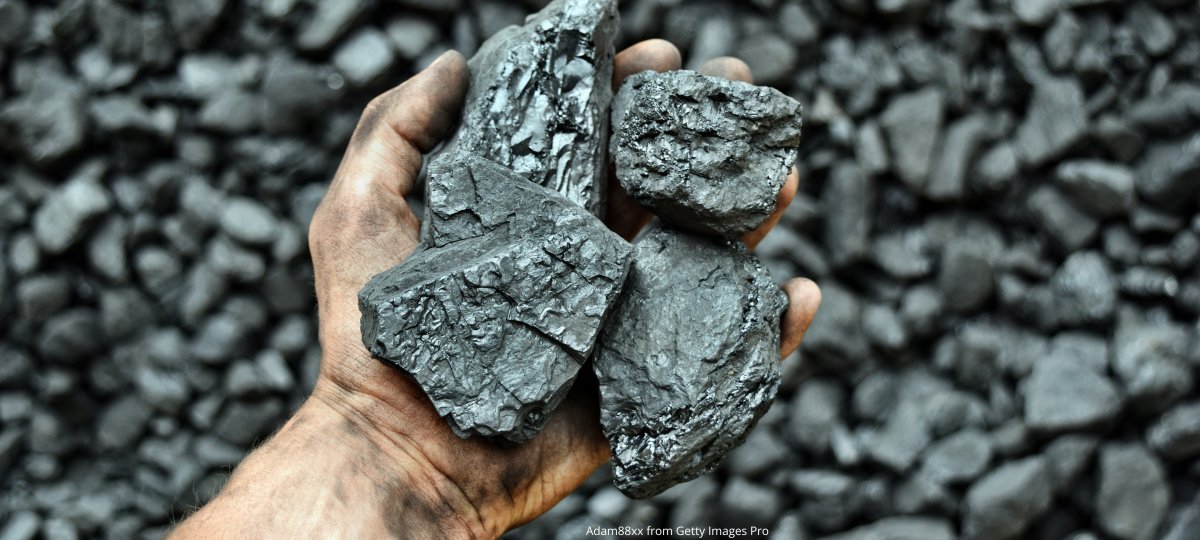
left=880, top=87, right=944, bottom=193
left=1028, top=186, right=1099, bottom=252
left=611, top=70, right=802, bottom=237
left=718, top=478, right=782, bottom=528
left=1112, top=314, right=1194, bottom=413
left=1051, top=251, right=1116, bottom=325
left=1148, top=401, right=1200, bottom=460
left=1096, top=442, right=1170, bottom=540
left=962, top=456, right=1053, bottom=540
left=0, top=0, right=29, bottom=46
left=17, top=275, right=71, bottom=323
left=218, top=197, right=279, bottom=246
left=823, top=162, right=872, bottom=266
left=164, top=0, right=227, bottom=49
left=362, top=154, right=633, bottom=443
left=921, top=429, right=991, bottom=484
left=593, top=223, right=785, bottom=498
left=1013, top=77, right=1087, bottom=167
left=1136, top=134, right=1200, bottom=210
left=432, top=0, right=619, bottom=217
left=927, top=113, right=992, bottom=201
left=790, top=378, right=845, bottom=453
left=973, top=143, right=1019, bottom=194
left=32, top=168, right=112, bottom=255
left=939, top=243, right=994, bottom=312
left=96, top=396, right=153, bottom=451
left=333, top=28, right=395, bottom=88
left=37, top=309, right=104, bottom=363
left=1127, top=3, right=1175, bottom=57
left=0, top=74, right=87, bottom=166
left=1023, top=356, right=1122, bottom=432
left=1054, top=160, right=1136, bottom=217
left=213, top=399, right=284, bottom=447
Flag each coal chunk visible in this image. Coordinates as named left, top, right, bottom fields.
left=1023, top=355, right=1122, bottom=432
left=1148, top=401, right=1200, bottom=460
left=431, top=0, right=619, bottom=217
left=880, top=87, right=944, bottom=193
left=593, top=223, right=785, bottom=498
left=1054, top=160, right=1135, bottom=218
left=1014, top=77, right=1087, bottom=167
left=0, top=75, right=87, bottom=166
left=1051, top=251, right=1116, bottom=326
left=361, top=154, right=633, bottom=443
left=963, top=456, right=1053, bottom=540
left=1112, top=314, right=1194, bottom=413
left=1097, top=443, right=1169, bottom=540
left=610, top=70, right=803, bottom=237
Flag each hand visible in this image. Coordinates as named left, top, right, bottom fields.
left=172, top=41, right=820, bottom=539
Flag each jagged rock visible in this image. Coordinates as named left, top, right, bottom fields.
left=963, top=456, right=1053, bottom=540
left=431, top=0, right=619, bottom=217
left=594, top=223, right=785, bottom=498
left=1097, top=443, right=1169, bottom=540
left=1148, top=402, right=1200, bottom=460
left=1112, top=315, right=1194, bottom=413
left=0, top=76, right=88, bottom=166
left=361, top=154, right=633, bottom=443
left=1054, top=160, right=1135, bottom=217
left=1024, top=356, right=1122, bottom=432
left=1014, top=76, right=1087, bottom=167
left=880, top=87, right=944, bottom=193
left=610, top=70, right=803, bottom=237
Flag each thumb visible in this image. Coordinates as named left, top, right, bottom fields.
left=333, top=50, right=470, bottom=199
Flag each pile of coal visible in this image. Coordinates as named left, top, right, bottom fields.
left=5, top=0, right=1200, bottom=537
left=611, top=70, right=804, bottom=237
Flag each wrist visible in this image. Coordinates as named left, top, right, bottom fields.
left=303, top=385, right=497, bottom=538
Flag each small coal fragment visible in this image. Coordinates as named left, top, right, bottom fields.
left=1028, top=186, right=1099, bottom=252
left=594, top=223, right=785, bottom=498
left=1137, top=134, right=1200, bottom=210
left=1054, top=160, right=1135, bottom=217
left=1024, top=356, right=1121, bottom=432
left=610, top=70, right=803, bottom=237
left=963, top=456, right=1053, bottom=540
left=361, top=154, right=633, bottom=443
left=880, top=86, right=944, bottom=193
left=939, top=243, right=994, bottom=313
left=823, top=162, right=873, bottom=267
left=0, top=75, right=88, bottom=167
left=1148, top=402, right=1200, bottom=460
left=1051, top=251, right=1116, bottom=326
left=1014, top=77, right=1087, bottom=167
left=1097, top=443, right=1170, bottom=540
left=432, top=0, right=619, bottom=216
left=1112, top=314, right=1194, bottom=413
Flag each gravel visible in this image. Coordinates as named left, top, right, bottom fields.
left=2, top=0, right=1199, bottom=538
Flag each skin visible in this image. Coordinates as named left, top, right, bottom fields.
left=170, top=41, right=822, bottom=540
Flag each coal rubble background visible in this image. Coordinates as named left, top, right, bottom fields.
left=0, top=0, right=1198, bottom=538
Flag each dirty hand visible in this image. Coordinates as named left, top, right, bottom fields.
left=172, top=40, right=820, bottom=539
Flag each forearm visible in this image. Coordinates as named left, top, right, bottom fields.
left=169, top=395, right=490, bottom=540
